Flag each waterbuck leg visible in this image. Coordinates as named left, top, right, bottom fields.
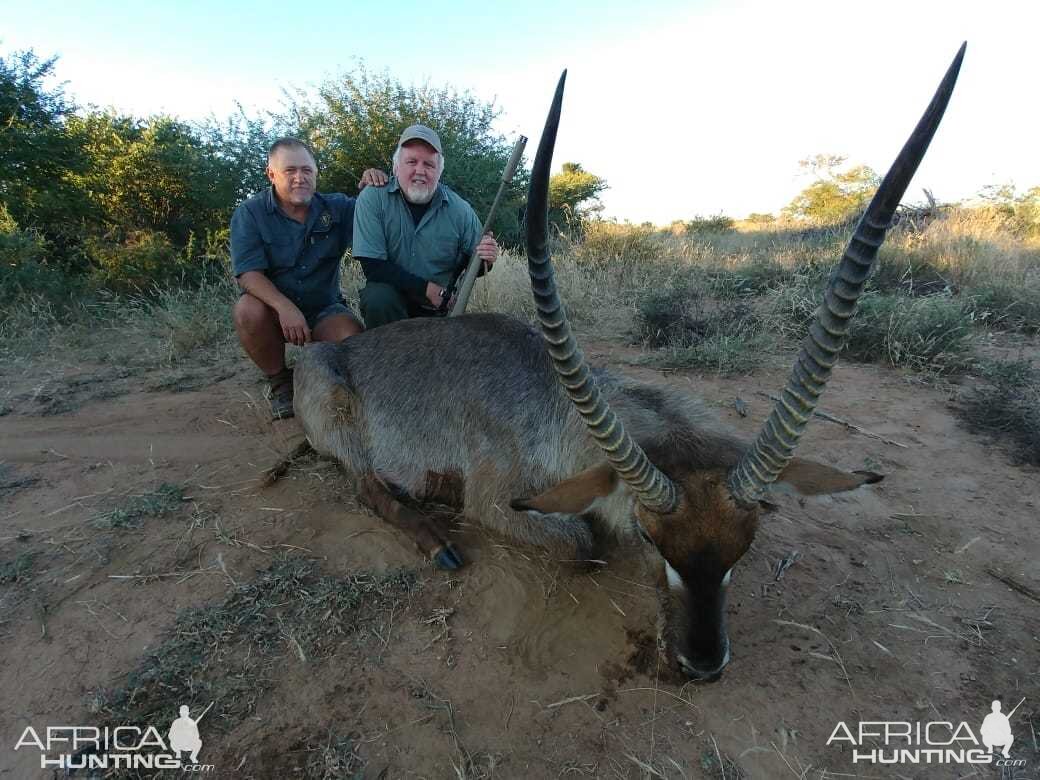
left=358, top=473, right=463, bottom=570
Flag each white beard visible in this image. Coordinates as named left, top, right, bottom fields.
left=402, top=181, right=436, bottom=204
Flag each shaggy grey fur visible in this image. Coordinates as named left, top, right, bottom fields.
left=294, top=312, right=745, bottom=556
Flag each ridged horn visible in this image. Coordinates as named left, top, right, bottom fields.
left=527, top=71, right=677, bottom=514
left=729, top=43, right=966, bottom=506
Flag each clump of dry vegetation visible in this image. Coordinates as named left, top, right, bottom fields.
left=457, top=204, right=1039, bottom=456
left=633, top=274, right=767, bottom=374
left=955, top=358, right=1040, bottom=465
left=0, top=550, right=37, bottom=584
left=96, top=555, right=418, bottom=741
left=47, top=555, right=421, bottom=777
left=90, top=483, right=186, bottom=530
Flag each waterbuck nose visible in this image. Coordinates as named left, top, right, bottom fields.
left=677, top=647, right=730, bottom=682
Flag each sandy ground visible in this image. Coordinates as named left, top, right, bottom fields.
left=1, top=335, right=1037, bottom=779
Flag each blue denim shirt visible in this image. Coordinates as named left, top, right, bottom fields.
left=230, top=188, right=354, bottom=315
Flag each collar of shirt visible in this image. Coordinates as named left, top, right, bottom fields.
left=263, top=187, right=334, bottom=233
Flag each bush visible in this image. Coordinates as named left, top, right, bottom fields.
left=955, top=358, right=1040, bottom=465
left=844, top=293, right=974, bottom=372
left=672, top=215, right=735, bottom=235
left=870, top=256, right=956, bottom=297
left=782, top=155, right=879, bottom=224
left=0, top=219, right=85, bottom=325
left=571, top=220, right=661, bottom=266
left=963, top=283, right=1040, bottom=334
left=636, top=278, right=757, bottom=348
left=765, top=287, right=974, bottom=373
left=635, top=274, right=769, bottom=374
left=87, top=231, right=223, bottom=293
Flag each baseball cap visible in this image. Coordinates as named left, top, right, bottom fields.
left=397, top=124, right=443, bottom=155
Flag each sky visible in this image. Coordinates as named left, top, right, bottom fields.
left=3, top=0, right=1037, bottom=224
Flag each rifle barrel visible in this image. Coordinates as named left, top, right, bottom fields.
left=449, top=135, right=528, bottom=316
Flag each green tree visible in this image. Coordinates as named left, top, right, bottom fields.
left=196, top=107, right=279, bottom=206
left=1019, top=186, right=1040, bottom=235
left=978, top=182, right=1040, bottom=236
left=0, top=49, right=92, bottom=257
left=69, top=112, right=256, bottom=245
left=284, top=66, right=528, bottom=244
left=782, top=154, right=879, bottom=224
left=548, top=162, right=608, bottom=231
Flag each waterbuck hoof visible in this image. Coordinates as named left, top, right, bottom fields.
left=433, top=545, right=464, bottom=571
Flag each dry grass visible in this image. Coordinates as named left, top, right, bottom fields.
left=955, top=357, right=1040, bottom=465
left=6, top=204, right=1037, bottom=452
left=96, top=555, right=419, bottom=737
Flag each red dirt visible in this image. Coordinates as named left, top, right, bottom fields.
left=1, top=341, right=1037, bottom=778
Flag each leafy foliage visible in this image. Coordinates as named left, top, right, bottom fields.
left=286, top=66, right=528, bottom=244
left=69, top=112, right=269, bottom=247
left=0, top=48, right=278, bottom=280
left=0, top=49, right=92, bottom=251
left=782, top=154, right=880, bottom=224
left=549, top=162, right=608, bottom=232
left=976, top=183, right=1040, bottom=238
left=669, top=215, right=735, bottom=235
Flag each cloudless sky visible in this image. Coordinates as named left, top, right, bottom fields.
left=4, top=0, right=1037, bottom=224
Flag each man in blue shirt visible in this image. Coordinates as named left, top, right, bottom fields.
left=352, top=125, right=498, bottom=327
left=231, top=137, right=386, bottom=419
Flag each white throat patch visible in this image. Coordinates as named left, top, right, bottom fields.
left=665, top=562, right=684, bottom=591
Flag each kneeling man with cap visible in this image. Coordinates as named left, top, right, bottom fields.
left=352, top=125, right=499, bottom=327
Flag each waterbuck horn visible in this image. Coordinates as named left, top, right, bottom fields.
left=527, top=71, right=678, bottom=514
left=728, top=43, right=967, bottom=506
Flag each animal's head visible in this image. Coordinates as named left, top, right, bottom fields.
left=518, top=50, right=964, bottom=680
left=513, top=458, right=880, bottom=680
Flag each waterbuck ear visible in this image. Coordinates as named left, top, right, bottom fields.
left=775, top=458, right=883, bottom=496
left=510, top=464, right=618, bottom=514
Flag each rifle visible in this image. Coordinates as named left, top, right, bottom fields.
left=445, top=135, right=527, bottom=316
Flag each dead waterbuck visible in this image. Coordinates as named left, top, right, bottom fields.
left=292, top=46, right=964, bottom=680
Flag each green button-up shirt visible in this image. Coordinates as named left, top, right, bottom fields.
left=352, top=178, right=481, bottom=287
left=230, top=188, right=353, bottom=315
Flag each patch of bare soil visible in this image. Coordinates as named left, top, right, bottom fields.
left=1, top=342, right=1037, bottom=779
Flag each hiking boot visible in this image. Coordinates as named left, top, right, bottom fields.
left=268, top=367, right=294, bottom=420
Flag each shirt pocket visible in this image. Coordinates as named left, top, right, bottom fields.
left=266, top=237, right=298, bottom=271
left=428, top=236, right=463, bottom=276
left=314, top=231, right=345, bottom=261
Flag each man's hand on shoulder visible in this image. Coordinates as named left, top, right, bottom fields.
left=358, top=169, right=389, bottom=190
left=477, top=232, right=499, bottom=270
